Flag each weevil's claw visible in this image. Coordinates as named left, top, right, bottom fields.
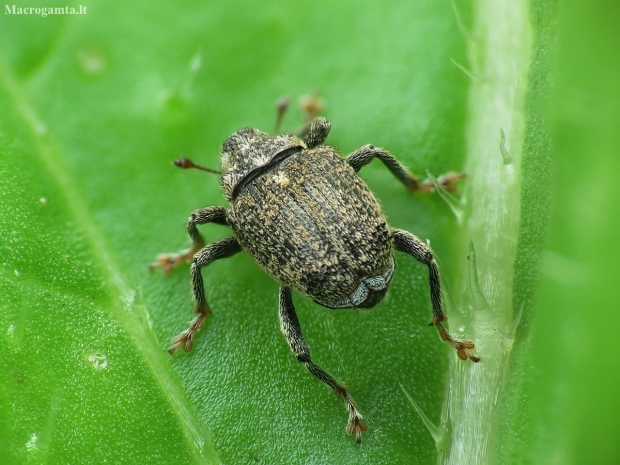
left=432, top=317, right=480, bottom=363
left=168, top=330, right=191, bottom=355
left=346, top=412, right=368, bottom=444
left=168, top=343, right=181, bottom=355
left=455, top=341, right=480, bottom=363
left=341, top=392, right=368, bottom=444
left=168, top=330, right=195, bottom=355
left=419, top=171, right=466, bottom=193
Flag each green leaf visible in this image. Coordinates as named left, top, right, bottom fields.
left=0, top=1, right=470, bottom=463
left=8, top=0, right=616, bottom=464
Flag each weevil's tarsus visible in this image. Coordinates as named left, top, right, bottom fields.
left=173, top=157, right=221, bottom=174
left=346, top=404, right=368, bottom=444
left=279, top=287, right=367, bottom=443
left=434, top=318, right=480, bottom=362
left=150, top=250, right=196, bottom=274
left=393, top=229, right=479, bottom=363
left=169, top=306, right=211, bottom=354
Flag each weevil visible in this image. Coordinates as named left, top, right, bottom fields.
left=152, top=107, right=479, bottom=444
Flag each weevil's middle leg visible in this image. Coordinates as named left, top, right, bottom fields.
left=279, top=287, right=367, bottom=443
left=151, top=205, right=228, bottom=274
left=392, top=229, right=479, bottom=363
left=169, top=236, right=241, bottom=354
left=346, top=145, right=465, bottom=192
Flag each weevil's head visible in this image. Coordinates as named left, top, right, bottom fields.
left=219, top=128, right=305, bottom=201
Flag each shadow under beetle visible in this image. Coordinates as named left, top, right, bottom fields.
left=152, top=111, right=479, bottom=444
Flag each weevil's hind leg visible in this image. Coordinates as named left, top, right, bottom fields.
left=299, top=92, right=325, bottom=122
left=345, top=145, right=465, bottom=193
left=274, top=95, right=290, bottom=133
left=392, top=229, right=479, bottom=362
left=151, top=206, right=229, bottom=274
left=279, top=287, right=367, bottom=443
left=169, top=236, right=242, bottom=354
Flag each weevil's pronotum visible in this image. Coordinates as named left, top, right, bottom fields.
left=152, top=104, right=479, bottom=444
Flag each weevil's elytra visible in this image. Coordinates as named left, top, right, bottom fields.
left=228, top=146, right=393, bottom=309
left=152, top=111, right=478, bottom=444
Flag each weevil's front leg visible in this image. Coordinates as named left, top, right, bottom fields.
left=279, top=287, right=367, bottom=443
left=169, top=236, right=242, bottom=354
left=151, top=206, right=229, bottom=274
left=302, top=117, right=332, bottom=149
left=346, top=145, right=465, bottom=193
left=392, top=229, right=479, bottom=362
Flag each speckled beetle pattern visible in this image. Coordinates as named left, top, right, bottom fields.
left=152, top=116, right=479, bottom=444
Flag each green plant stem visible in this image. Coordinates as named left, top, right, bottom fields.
left=440, top=0, right=532, bottom=463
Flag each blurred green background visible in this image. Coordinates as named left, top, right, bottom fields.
left=0, top=0, right=618, bottom=464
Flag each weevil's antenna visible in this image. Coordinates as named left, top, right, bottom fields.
left=274, top=95, right=290, bottom=133
left=173, top=158, right=221, bottom=174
